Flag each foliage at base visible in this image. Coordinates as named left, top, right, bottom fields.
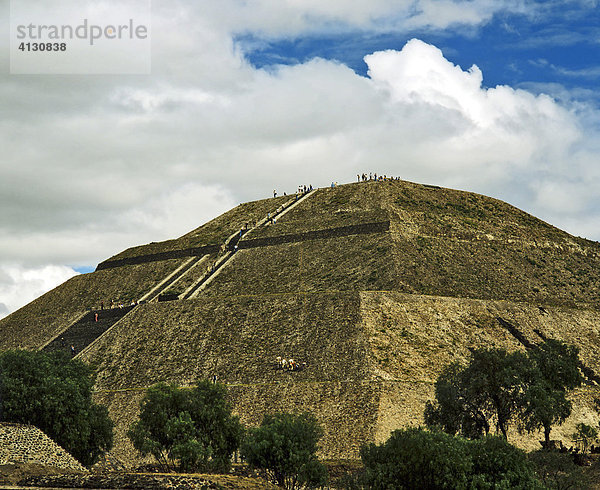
left=360, top=428, right=541, bottom=489
left=241, top=412, right=328, bottom=489
left=0, top=349, right=113, bottom=466
left=127, top=380, right=243, bottom=473
left=528, top=450, right=592, bottom=490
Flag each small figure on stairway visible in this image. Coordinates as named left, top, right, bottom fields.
left=70, top=345, right=76, bottom=357
left=94, top=312, right=99, bottom=322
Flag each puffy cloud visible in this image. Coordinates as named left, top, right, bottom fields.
left=364, top=40, right=580, bottom=175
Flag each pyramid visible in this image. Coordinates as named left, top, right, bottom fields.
left=2, top=179, right=600, bottom=465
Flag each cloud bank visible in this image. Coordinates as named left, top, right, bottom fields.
left=1, top=1, right=599, bottom=318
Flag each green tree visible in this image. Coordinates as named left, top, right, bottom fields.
left=519, top=380, right=572, bottom=447
left=428, top=342, right=583, bottom=447
left=128, top=380, right=243, bottom=472
left=572, top=423, right=598, bottom=454
left=519, top=340, right=583, bottom=446
left=425, top=348, right=531, bottom=440
left=241, top=412, right=328, bottom=489
left=424, top=362, right=490, bottom=438
left=0, top=349, right=113, bottom=466
left=530, top=340, right=582, bottom=392
left=463, top=348, right=532, bottom=439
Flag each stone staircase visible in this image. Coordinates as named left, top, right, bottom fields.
left=183, top=189, right=317, bottom=300
left=139, top=254, right=210, bottom=303
left=42, top=306, right=135, bottom=356
left=41, top=190, right=318, bottom=354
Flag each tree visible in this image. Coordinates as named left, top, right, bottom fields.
left=424, top=362, right=490, bottom=439
left=572, top=423, right=598, bottom=454
left=529, top=340, right=582, bottom=392
left=241, top=412, right=328, bottom=489
left=425, top=348, right=531, bottom=440
left=519, top=380, right=572, bottom=447
left=0, top=349, right=113, bottom=466
left=519, top=340, right=583, bottom=446
left=360, top=428, right=541, bottom=489
left=427, top=342, right=584, bottom=444
left=128, top=380, right=243, bottom=472
left=464, top=348, right=532, bottom=439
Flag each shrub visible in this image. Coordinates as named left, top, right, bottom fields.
left=360, top=428, right=541, bottom=489
left=361, top=428, right=472, bottom=489
left=529, top=450, right=591, bottom=490
left=128, top=380, right=243, bottom=472
left=572, top=423, right=598, bottom=454
left=468, top=436, right=540, bottom=489
left=0, top=349, right=113, bottom=466
left=241, top=412, right=328, bottom=489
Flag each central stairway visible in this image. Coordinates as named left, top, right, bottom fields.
left=42, top=306, right=135, bottom=356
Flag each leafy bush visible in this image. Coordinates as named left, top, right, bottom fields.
left=529, top=450, right=591, bottom=490
left=572, top=423, right=598, bottom=454
left=360, top=428, right=541, bottom=489
left=241, top=412, right=328, bottom=489
left=0, top=349, right=113, bottom=466
left=468, top=436, right=540, bottom=489
left=128, top=380, right=243, bottom=472
left=361, top=428, right=472, bottom=489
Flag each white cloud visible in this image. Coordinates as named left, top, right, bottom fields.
left=0, top=183, right=236, bottom=266
left=202, top=0, right=526, bottom=37
left=1, top=1, right=600, bottom=318
left=364, top=39, right=580, bottom=170
left=0, top=264, right=79, bottom=320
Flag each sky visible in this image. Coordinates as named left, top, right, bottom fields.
left=1, top=0, right=599, bottom=319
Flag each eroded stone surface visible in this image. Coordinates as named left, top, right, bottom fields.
left=0, top=423, right=86, bottom=472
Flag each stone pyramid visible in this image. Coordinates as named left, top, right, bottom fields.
left=2, top=179, right=600, bottom=464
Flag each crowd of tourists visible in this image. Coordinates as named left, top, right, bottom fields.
left=358, top=173, right=401, bottom=182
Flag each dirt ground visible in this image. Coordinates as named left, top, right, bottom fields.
left=0, top=464, right=278, bottom=489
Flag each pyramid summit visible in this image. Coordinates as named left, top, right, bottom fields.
left=1, top=179, right=600, bottom=464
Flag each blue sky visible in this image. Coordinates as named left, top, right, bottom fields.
left=237, top=2, right=600, bottom=108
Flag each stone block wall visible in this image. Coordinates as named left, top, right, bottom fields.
left=0, top=423, right=86, bottom=472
